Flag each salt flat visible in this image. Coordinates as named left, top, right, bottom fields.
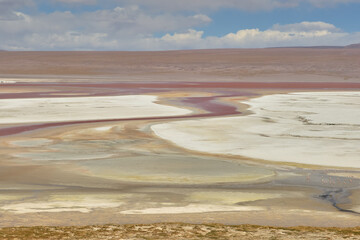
left=152, top=92, right=360, bottom=168
left=0, top=95, right=191, bottom=124
left=1, top=49, right=359, bottom=228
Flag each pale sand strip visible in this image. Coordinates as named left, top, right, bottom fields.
left=120, top=204, right=263, bottom=214
left=0, top=194, right=129, bottom=214
left=0, top=95, right=191, bottom=124
left=152, top=92, right=360, bottom=168
left=1, top=199, right=122, bottom=214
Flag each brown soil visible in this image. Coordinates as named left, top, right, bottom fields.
left=1, top=49, right=360, bottom=82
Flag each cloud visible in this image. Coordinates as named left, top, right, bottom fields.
left=0, top=0, right=32, bottom=20
left=217, top=28, right=344, bottom=48
left=52, top=0, right=97, bottom=5
left=141, top=22, right=359, bottom=50
left=1, top=14, right=359, bottom=50
left=2, top=0, right=360, bottom=15
left=25, top=32, right=116, bottom=50
left=307, top=0, right=360, bottom=7
left=104, top=0, right=360, bottom=12
left=0, top=6, right=212, bottom=50
left=43, top=0, right=360, bottom=12
left=271, top=21, right=341, bottom=32
left=0, top=0, right=359, bottom=50
left=151, top=29, right=205, bottom=49
left=112, top=0, right=299, bottom=12
left=40, top=0, right=298, bottom=11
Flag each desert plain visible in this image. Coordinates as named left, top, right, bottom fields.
left=0, top=49, right=359, bottom=238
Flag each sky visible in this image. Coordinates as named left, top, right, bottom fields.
left=0, top=0, right=360, bottom=50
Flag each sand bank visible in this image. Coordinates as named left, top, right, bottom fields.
left=152, top=92, right=360, bottom=168
left=120, top=204, right=263, bottom=214
left=0, top=195, right=124, bottom=214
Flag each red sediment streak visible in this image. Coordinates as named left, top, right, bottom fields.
left=0, top=112, right=233, bottom=137
left=181, top=93, right=244, bottom=115
left=0, top=92, right=60, bottom=99
left=4, top=81, right=360, bottom=90
left=0, top=89, right=144, bottom=99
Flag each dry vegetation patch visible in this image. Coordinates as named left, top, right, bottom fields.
left=0, top=223, right=359, bottom=240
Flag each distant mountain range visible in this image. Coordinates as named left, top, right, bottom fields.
left=345, top=43, right=360, bottom=48
left=270, top=43, right=360, bottom=49
left=0, top=43, right=359, bottom=51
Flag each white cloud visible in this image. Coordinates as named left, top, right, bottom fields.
left=114, top=0, right=300, bottom=12
left=106, top=0, right=360, bottom=12
left=192, top=14, right=212, bottom=23
left=307, top=0, right=360, bottom=7
left=272, top=21, right=341, bottom=32
left=0, top=0, right=359, bottom=51
left=25, top=32, right=117, bottom=50
left=149, top=29, right=205, bottom=50
left=0, top=0, right=32, bottom=20
left=0, top=5, right=213, bottom=50
left=54, top=0, right=97, bottom=4
left=140, top=22, right=359, bottom=50
left=46, top=0, right=360, bottom=12
left=81, top=6, right=211, bottom=35
left=218, top=28, right=344, bottom=48
left=1, top=16, right=359, bottom=50
left=162, top=29, right=204, bottom=42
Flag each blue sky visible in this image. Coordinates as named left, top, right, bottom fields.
left=203, top=3, right=360, bottom=36
left=1, top=0, right=360, bottom=50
